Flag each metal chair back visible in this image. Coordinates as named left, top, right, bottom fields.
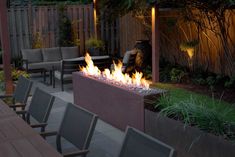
left=118, top=127, right=176, bottom=157
left=13, top=76, right=33, bottom=104
left=28, top=88, right=55, bottom=123
left=57, top=103, right=98, bottom=151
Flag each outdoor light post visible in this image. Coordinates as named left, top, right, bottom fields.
left=0, top=0, right=13, bottom=94
left=151, top=4, right=160, bottom=82
left=93, top=0, right=97, bottom=38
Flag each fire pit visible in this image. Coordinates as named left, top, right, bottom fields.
left=73, top=54, right=165, bottom=131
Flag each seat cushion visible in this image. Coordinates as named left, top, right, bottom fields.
left=42, top=47, right=61, bottom=62
left=61, top=47, right=79, bottom=59
left=54, top=70, right=72, bottom=80
left=23, top=61, right=61, bottom=70
left=122, top=50, right=136, bottom=64
left=21, top=49, right=43, bottom=63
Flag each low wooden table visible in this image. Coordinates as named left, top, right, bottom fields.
left=0, top=99, right=62, bottom=157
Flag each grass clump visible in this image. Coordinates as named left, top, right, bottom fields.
left=153, top=83, right=235, bottom=141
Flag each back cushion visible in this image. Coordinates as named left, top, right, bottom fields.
left=61, top=47, right=79, bottom=59
left=21, top=49, right=43, bottom=63
left=42, top=47, right=61, bottom=62
left=123, top=50, right=136, bottom=64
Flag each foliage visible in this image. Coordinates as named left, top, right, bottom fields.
left=224, top=76, right=235, bottom=88
left=58, top=4, right=73, bottom=47
left=0, top=69, right=29, bottom=81
left=71, top=20, right=80, bottom=47
left=154, top=83, right=235, bottom=141
left=31, top=0, right=92, bottom=5
left=32, top=32, right=43, bottom=48
left=170, top=67, right=187, bottom=83
left=142, top=65, right=152, bottom=80
left=179, top=40, right=198, bottom=52
left=85, top=37, right=105, bottom=49
left=11, top=69, right=30, bottom=81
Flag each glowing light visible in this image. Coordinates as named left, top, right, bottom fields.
left=81, top=53, right=150, bottom=89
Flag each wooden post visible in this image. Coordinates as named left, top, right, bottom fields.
left=0, top=0, right=13, bottom=94
left=93, top=0, right=97, bottom=38
left=152, top=6, right=160, bottom=83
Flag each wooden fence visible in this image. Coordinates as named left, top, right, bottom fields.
left=8, top=3, right=94, bottom=59
left=100, top=13, right=148, bottom=57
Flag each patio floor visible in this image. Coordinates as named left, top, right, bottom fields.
left=29, top=75, right=124, bottom=157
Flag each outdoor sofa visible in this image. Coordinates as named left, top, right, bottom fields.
left=21, top=47, right=80, bottom=73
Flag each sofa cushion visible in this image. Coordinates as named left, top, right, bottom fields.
left=54, top=70, right=72, bottom=80
left=23, top=61, right=61, bottom=70
left=42, top=47, right=61, bottom=62
left=21, top=49, right=43, bottom=63
left=122, top=50, right=136, bottom=64
left=61, top=47, right=79, bottom=59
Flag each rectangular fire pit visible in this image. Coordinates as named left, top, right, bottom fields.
left=73, top=72, right=164, bottom=131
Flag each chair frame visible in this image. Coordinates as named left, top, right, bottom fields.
left=123, top=52, right=137, bottom=73
left=53, top=60, right=86, bottom=91
left=0, top=76, right=33, bottom=110
left=118, top=127, right=176, bottom=157
left=17, top=88, right=55, bottom=132
left=41, top=103, right=98, bottom=157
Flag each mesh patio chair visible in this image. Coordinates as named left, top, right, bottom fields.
left=0, top=76, right=33, bottom=110
left=118, top=127, right=176, bottom=157
left=41, top=103, right=98, bottom=157
left=16, top=87, right=55, bottom=132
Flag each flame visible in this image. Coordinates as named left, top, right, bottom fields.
left=80, top=53, right=100, bottom=76
left=81, top=53, right=150, bottom=89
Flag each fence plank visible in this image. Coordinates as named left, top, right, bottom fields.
left=8, top=4, right=94, bottom=57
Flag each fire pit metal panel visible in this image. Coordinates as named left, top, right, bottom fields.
left=73, top=72, right=156, bottom=131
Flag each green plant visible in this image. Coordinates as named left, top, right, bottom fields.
left=142, top=65, right=152, bottom=80
left=11, top=69, right=30, bottom=81
left=85, top=37, right=104, bottom=50
left=224, top=76, right=235, bottom=88
left=155, top=93, right=235, bottom=140
left=179, top=40, right=199, bottom=52
left=170, top=68, right=187, bottom=83
left=32, top=32, right=43, bottom=48
left=58, top=4, right=73, bottom=47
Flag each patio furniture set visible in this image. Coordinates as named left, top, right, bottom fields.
left=21, top=47, right=138, bottom=91
left=0, top=76, right=176, bottom=157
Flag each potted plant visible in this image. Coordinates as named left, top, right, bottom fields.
left=85, top=37, right=105, bottom=56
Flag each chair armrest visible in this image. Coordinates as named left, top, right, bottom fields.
left=0, top=94, right=13, bottom=99
left=63, top=149, right=89, bottom=157
left=40, top=131, right=58, bottom=138
left=16, top=110, right=27, bottom=115
left=30, top=123, right=48, bottom=128
left=9, top=103, right=26, bottom=110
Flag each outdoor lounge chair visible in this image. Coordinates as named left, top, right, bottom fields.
left=40, top=103, right=98, bottom=157
left=53, top=56, right=111, bottom=91
left=111, top=50, right=137, bottom=73
left=118, top=127, right=176, bottom=157
left=0, top=76, right=33, bottom=110
left=16, top=87, right=55, bottom=132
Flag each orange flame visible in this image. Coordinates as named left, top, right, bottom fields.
left=81, top=53, right=149, bottom=89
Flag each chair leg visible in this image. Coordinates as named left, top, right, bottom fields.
left=61, top=81, right=64, bottom=91
left=56, top=135, right=62, bottom=153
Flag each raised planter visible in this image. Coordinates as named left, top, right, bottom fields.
left=145, top=109, right=235, bottom=157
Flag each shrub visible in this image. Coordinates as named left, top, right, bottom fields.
left=155, top=94, right=235, bottom=140
left=224, top=76, right=235, bottom=88
left=170, top=68, right=187, bottom=83
left=85, top=37, right=104, bottom=50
